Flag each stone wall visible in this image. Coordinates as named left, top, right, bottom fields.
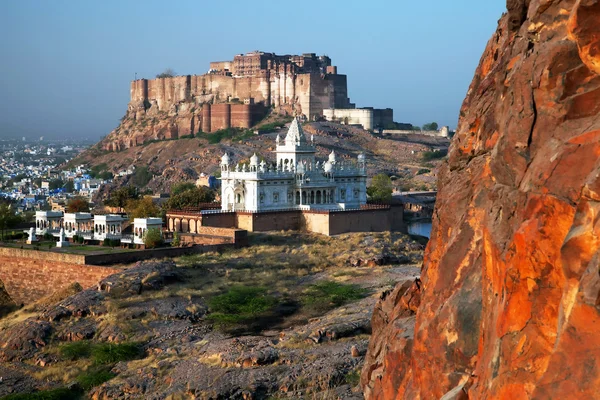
left=0, top=248, right=118, bottom=305
left=200, top=207, right=404, bottom=236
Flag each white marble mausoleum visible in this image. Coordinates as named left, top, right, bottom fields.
left=220, top=118, right=367, bottom=212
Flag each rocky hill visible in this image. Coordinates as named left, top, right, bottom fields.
left=362, top=0, right=600, bottom=398
left=73, top=121, right=449, bottom=197
left=0, top=232, right=423, bottom=399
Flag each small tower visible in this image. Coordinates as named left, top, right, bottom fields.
left=221, top=153, right=230, bottom=172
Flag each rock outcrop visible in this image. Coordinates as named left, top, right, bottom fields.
left=363, top=0, right=600, bottom=398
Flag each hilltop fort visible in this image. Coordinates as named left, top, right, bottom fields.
left=101, top=51, right=393, bottom=152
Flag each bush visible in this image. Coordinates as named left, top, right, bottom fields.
left=133, top=166, right=153, bottom=187
left=109, top=239, right=120, bottom=247
left=76, top=367, right=115, bottom=390
left=91, top=342, right=142, bottom=365
left=103, top=238, right=111, bottom=247
left=172, top=231, right=180, bottom=247
left=208, top=286, right=278, bottom=326
left=60, top=341, right=92, bottom=360
left=302, top=281, right=367, bottom=312
left=78, top=235, right=84, bottom=244
left=43, top=232, right=53, bottom=240
left=143, top=227, right=163, bottom=249
left=417, top=169, right=430, bottom=175
left=72, top=234, right=79, bottom=242
left=421, top=149, right=448, bottom=161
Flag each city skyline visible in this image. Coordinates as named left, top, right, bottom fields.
left=0, top=0, right=506, bottom=139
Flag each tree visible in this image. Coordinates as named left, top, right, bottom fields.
left=106, top=186, right=138, bottom=209
left=49, top=179, right=64, bottom=190
left=66, top=196, right=90, bottom=213
left=422, top=122, right=439, bottom=131
left=171, top=181, right=196, bottom=195
left=64, top=180, right=75, bottom=193
left=0, top=204, right=20, bottom=241
left=367, top=174, right=393, bottom=203
left=165, top=187, right=216, bottom=210
left=132, top=166, right=153, bottom=187
left=143, top=227, right=163, bottom=249
left=125, top=196, right=161, bottom=219
left=156, top=68, right=176, bottom=79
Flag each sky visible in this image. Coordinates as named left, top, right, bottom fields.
left=0, top=0, right=506, bottom=140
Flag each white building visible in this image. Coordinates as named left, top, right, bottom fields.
left=93, top=215, right=126, bottom=241
left=220, top=118, right=367, bottom=212
left=63, top=212, right=93, bottom=238
left=122, top=218, right=163, bottom=245
left=34, top=211, right=127, bottom=241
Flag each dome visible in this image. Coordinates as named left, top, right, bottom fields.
left=357, top=152, right=365, bottom=162
left=250, top=153, right=259, bottom=166
left=221, top=153, right=230, bottom=165
left=324, top=161, right=333, bottom=173
left=328, top=150, right=337, bottom=163
left=296, top=161, right=305, bottom=174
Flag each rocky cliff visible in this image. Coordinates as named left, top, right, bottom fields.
left=362, top=0, right=600, bottom=398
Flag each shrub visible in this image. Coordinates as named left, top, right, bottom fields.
left=60, top=341, right=141, bottom=365
left=91, top=342, right=142, bottom=365
left=302, top=281, right=367, bottom=312
left=43, top=232, right=53, bottom=240
left=76, top=367, right=115, bottom=390
left=103, top=238, right=111, bottom=247
left=143, top=228, right=163, bottom=249
left=172, top=231, right=180, bottom=247
left=60, top=341, right=92, bottom=360
left=78, top=235, right=84, bottom=244
left=72, top=234, right=79, bottom=242
left=417, top=168, right=430, bottom=175
left=421, top=149, right=448, bottom=161
left=208, top=286, right=278, bottom=326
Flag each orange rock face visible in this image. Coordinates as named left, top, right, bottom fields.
left=362, top=1, right=600, bottom=398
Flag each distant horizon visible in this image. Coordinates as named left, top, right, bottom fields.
left=0, top=0, right=506, bottom=139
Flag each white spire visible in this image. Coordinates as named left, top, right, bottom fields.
left=285, top=118, right=307, bottom=146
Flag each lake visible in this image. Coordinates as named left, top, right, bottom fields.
left=408, top=221, right=432, bottom=238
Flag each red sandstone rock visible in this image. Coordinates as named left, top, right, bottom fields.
left=362, top=1, right=600, bottom=398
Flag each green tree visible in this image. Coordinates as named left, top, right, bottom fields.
left=49, top=179, right=64, bottom=190
left=422, top=122, right=439, bottom=131
left=125, top=196, right=161, bottom=219
left=367, top=174, right=393, bottom=203
left=106, top=186, right=138, bottom=209
left=165, top=187, right=216, bottom=210
left=132, top=166, right=153, bottom=187
left=0, top=204, right=20, bottom=241
left=143, top=227, right=163, bottom=249
left=171, top=182, right=196, bottom=195
left=66, top=196, right=90, bottom=213
left=64, top=180, right=75, bottom=193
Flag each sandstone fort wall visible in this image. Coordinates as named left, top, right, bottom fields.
left=0, top=248, right=118, bottom=305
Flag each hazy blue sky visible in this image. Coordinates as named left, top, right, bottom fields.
left=0, top=0, right=506, bottom=140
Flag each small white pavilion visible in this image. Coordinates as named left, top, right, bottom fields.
left=122, top=218, right=163, bottom=245
left=63, top=213, right=93, bottom=238
left=93, top=215, right=126, bottom=241
left=35, top=211, right=63, bottom=234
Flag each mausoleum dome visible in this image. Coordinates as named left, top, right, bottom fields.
left=324, top=161, right=333, bottom=173
left=221, top=153, right=230, bottom=165
left=250, top=153, right=259, bottom=166
left=357, top=152, right=365, bottom=162
left=296, top=161, right=305, bottom=174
